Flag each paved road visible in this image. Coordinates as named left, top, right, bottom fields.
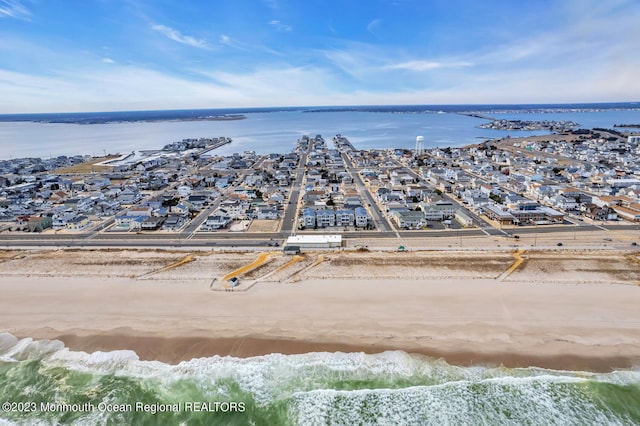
left=281, top=143, right=311, bottom=234
left=2, top=222, right=637, bottom=250
left=340, top=151, right=393, bottom=233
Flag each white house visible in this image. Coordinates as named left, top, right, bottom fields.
left=335, top=209, right=355, bottom=226
left=257, top=205, right=279, bottom=220
left=315, top=209, right=335, bottom=228
left=355, top=207, right=368, bottom=228
left=201, top=214, right=231, bottom=230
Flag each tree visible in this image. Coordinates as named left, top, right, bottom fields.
left=489, top=193, right=502, bottom=203
left=162, top=197, right=180, bottom=208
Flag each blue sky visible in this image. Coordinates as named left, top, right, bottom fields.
left=1, top=0, right=639, bottom=113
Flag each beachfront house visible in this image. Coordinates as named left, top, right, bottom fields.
left=257, top=205, right=279, bottom=220
left=455, top=209, right=474, bottom=227
left=355, top=207, right=369, bottom=228
left=52, top=211, right=77, bottom=229
left=140, top=216, right=165, bottom=230
left=335, top=209, right=355, bottom=226
left=66, top=215, right=92, bottom=231
left=201, top=213, right=231, bottom=230
left=392, top=210, right=426, bottom=229
left=302, top=208, right=316, bottom=228
left=419, top=201, right=456, bottom=221
left=315, top=209, right=336, bottom=228
left=162, top=215, right=185, bottom=231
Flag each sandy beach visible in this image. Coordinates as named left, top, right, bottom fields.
left=1, top=248, right=639, bottom=372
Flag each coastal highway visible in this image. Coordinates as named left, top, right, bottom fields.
left=0, top=230, right=484, bottom=250
left=3, top=223, right=636, bottom=250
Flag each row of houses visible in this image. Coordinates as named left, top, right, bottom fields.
left=301, top=207, right=369, bottom=229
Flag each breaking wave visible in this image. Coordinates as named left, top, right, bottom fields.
left=0, top=333, right=639, bottom=425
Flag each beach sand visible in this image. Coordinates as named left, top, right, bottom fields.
left=1, top=248, right=639, bottom=372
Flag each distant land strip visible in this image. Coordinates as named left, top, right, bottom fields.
left=0, top=102, right=638, bottom=124
left=32, top=114, right=246, bottom=125
left=613, top=123, right=640, bottom=128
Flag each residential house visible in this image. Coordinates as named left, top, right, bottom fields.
left=52, top=211, right=77, bottom=229
left=611, top=205, right=640, bottom=222
left=220, top=199, right=244, bottom=217
left=128, top=206, right=153, bottom=218
left=419, top=201, right=456, bottom=221
left=64, top=197, right=93, bottom=212
left=268, top=191, right=285, bottom=205
left=455, top=209, right=474, bottom=227
left=304, top=190, right=326, bottom=203
left=335, top=209, right=355, bottom=226
left=117, top=188, right=142, bottom=204
left=257, top=205, right=279, bottom=220
left=115, top=213, right=146, bottom=230
left=585, top=205, right=617, bottom=221
left=548, top=194, right=577, bottom=211
left=140, top=216, right=165, bottom=230
left=344, top=196, right=362, bottom=207
left=201, top=213, right=231, bottom=230
left=393, top=210, right=426, bottom=229
left=354, top=207, right=368, bottom=228
left=302, top=208, right=316, bottom=228
left=26, top=216, right=53, bottom=232
left=171, top=202, right=190, bottom=215
left=162, top=214, right=186, bottom=231
left=187, top=195, right=208, bottom=210
left=66, top=215, right=92, bottom=231
left=315, top=209, right=336, bottom=228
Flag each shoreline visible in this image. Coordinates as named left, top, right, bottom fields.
left=13, top=331, right=638, bottom=373
left=2, top=248, right=639, bottom=374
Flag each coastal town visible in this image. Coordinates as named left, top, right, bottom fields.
left=1, top=126, right=640, bottom=250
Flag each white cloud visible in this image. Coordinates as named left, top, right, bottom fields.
left=269, top=20, right=292, bottom=32
left=385, top=60, right=473, bottom=71
left=151, top=24, right=209, bottom=49
left=0, top=64, right=346, bottom=113
left=3, top=0, right=640, bottom=115
left=0, top=0, right=30, bottom=20
left=2, top=56, right=640, bottom=114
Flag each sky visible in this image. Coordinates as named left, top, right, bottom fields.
left=1, top=0, right=639, bottom=113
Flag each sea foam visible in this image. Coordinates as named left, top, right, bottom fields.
left=1, top=333, right=639, bottom=425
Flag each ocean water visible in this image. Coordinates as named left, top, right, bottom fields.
left=2, top=106, right=640, bottom=160
left=0, top=334, right=638, bottom=425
